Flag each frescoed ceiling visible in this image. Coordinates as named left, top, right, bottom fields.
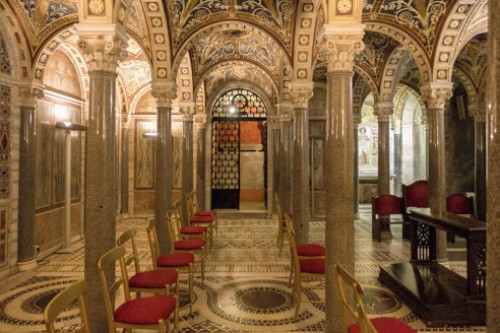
left=454, top=34, right=487, bottom=88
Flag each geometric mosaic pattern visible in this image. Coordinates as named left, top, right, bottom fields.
left=0, top=209, right=485, bottom=332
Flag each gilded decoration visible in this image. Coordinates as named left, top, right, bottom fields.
left=166, top=0, right=295, bottom=55
left=136, top=93, right=157, bottom=114
left=0, top=34, right=12, bottom=76
left=126, top=0, right=150, bottom=52
left=43, top=50, right=81, bottom=97
left=356, top=32, right=399, bottom=83
left=118, top=60, right=152, bottom=96
left=0, top=85, right=11, bottom=199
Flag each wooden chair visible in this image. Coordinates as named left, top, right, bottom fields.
left=167, top=208, right=207, bottom=283
left=173, top=200, right=209, bottom=249
left=117, top=228, right=179, bottom=299
left=274, top=193, right=288, bottom=255
left=186, top=191, right=217, bottom=243
left=97, top=246, right=178, bottom=333
left=371, top=194, right=406, bottom=242
left=285, top=214, right=325, bottom=318
left=146, top=219, right=194, bottom=309
left=283, top=213, right=325, bottom=286
left=334, top=263, right=416, bottom=333
left=44, top=280, right=90, bottom=333
left=402, top=180, right=429, bottom=239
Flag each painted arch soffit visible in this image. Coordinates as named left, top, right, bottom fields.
left=200, top=60, right=276, bottom=99
left=164, top=0, right=296, bottom=57
left=176, top=21, right=287, bottom=84
left=453, top=33, right=487, bottom=90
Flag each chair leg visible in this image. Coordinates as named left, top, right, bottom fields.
left=293, top=277, right=302, bottom=318
left=288, top=256, right=294, bottom=287
left=188, top=264, right=193, bottom=312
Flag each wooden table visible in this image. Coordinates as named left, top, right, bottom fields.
left=378, top=208, right=486, bottom=326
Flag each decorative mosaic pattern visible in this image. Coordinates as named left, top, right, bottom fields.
left=0, top=85, right=10, bottom=199
left=0, top=34, right=12, bottom=76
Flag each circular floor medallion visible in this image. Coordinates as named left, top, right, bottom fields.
left=362, top=287, right=401, bottom=314
left=237, top=288, right=288, bottom=311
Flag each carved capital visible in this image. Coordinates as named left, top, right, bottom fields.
left=151, top=81, right=177, bottom=108
left=121, top=112, right=130, bottom=128
left=19, top=84, right=44, bottom=108
left=374, top=102, right=393, bottom=122
left=289, top=81, right=314, bottom=109
left=468, top=104, right=486, bottom=123
left=179, top=104, right=195, bottom=121
left=75, top=25, right=128, bottom=71
left=321, top=25, right=365, bottom=72
left=194, top=114, right=207, bottom=129
left=421, top=82, right=453, bottom=110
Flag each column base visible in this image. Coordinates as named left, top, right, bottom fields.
left=17, top=259, right=37, bottom=272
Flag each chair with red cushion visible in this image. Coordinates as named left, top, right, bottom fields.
left=98, top=246, right=178, bottom=333
left=402, top=180, right=429, bottom=239
left=44, top=280, right=90, bottom=333
left=167, top=209, right=206, bottom=284
left=173, top=200, right=209, bottom=249
left=117, top=228, right=179, bottom=299
left=372, top=194, right=406, bottom=242
left=285, top=214, right=325, bottom=318
left=335, top=262, right=416, bottom=333
left=146, top=219, right=194, bottom=310
left=186, top=191, right=217, bottom=243
left=446, top=194, right=473, bottom=215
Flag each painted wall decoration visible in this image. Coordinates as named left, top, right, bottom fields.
left=0, top=85, right=11, bottom=199
left=172, top=122, right=183, bottom=189
left=135, top=120, right=155, bottom=189
left=0, top=204, right=7, bottom=266
left=136, top=92, right=157, bottom=114
left=0, top=33, right=12, bottom=76
left=43, top=50, right=81, bottom=97
left=118, top=59, right=152, bottom=96
left=35, top=100, right=54, bottom=208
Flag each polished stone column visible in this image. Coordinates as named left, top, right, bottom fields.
left=17, top=86, right=42, bottom=271
left=322, top=28, right=365, bottom=333
left=272, top=119, right=281, bottom=206
left=353, top=113, right=360, bottom=217
left=195, top=114, right=207, bottom=211
left=120, top=115, right=130, bottom=216
left=470, top=105, right=486, bottom=221
left=422, top=83, right=452, bottom=263
left=290, top=82, right=313, bottom=244
left=76, top=26, right=127, bottom=333
left=152, top=81, right=176, bottom=254
left=279, top=108, right=293, bottom=214
left=393, top=120, right=402, bottom=195
left=181, top=105, right=194, bottom=226
left=375, top=103, right=393, bottom=196
left=487, top=0, right=500, bottom=328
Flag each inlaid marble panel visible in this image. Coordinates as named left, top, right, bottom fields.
left=134, top=120, right=155, bottom=189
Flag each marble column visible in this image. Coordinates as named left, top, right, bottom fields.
left=195, top=114, right=207, bottom=211
left=76, top=27, right=127, bottom=333
left=322, top=29, right=365, bottom=333
left=181, top=105, right=194, bottom=226
left=17, top=86, right=42, bottom=271
left=272, top=118, right=281, bottom=212
left=393, top=120, right=402, bottom=195
left=470, top=105, right=486, bottom=221
left=375, top=103, right=393, bottom=196
left=422, top=83, right=453, bottom=263
left=120, top=115, right=130, bottom=216
left=290, top=82, right=313, bottom=244
left=279, top=108, right=293, bottom=214
left=152, top=81, right=176, bottom=254
left=487, top=0, right=500, bottom=329
left=353, top=113, right=361, bottom=217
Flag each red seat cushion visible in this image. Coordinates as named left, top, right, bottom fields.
left=191, top=215, right=214, bottom=223
left=297, top=244, right=325, bottom=257
left=114, top=295, right=176, bottom=325
left=299, top=258, right=325, bottom=274
left=174, top=238, right=205, bottom=250
left=181, top=226, right=207, bottom=234
left=157, top=252, right=194, bottom=268
left=129, top=269, right=178, bottom=289
left=348, top=317, right=416, bottom=333
left=195, top=210, right=217, bottom=216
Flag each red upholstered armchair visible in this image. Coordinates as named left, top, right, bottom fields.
left=372, top=195, right=405, bottom=242
left=402, top=180, right=429, bottom=239
left=446, top=194, right=474, bottom=215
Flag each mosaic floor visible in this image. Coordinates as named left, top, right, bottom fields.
left=0, top=206, right=486, bottom=332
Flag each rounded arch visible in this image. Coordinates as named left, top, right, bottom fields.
left=364, top=21, right=432, bottom=84
left=176, top=52, right=195, bottom=107
left=353, top=64, right=379, bottom=103
left=378, top=47, right=410, bottom=103
left=171, top=20, right=292, bottom=80
left=452, top=65, right=478, bottom=108
left=393, top=84, right=426, bottom=124
left=353, top=74, right=373, bottom=116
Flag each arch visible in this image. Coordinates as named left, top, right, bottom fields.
left=378, top=47, right=410, bottom=103
left=353, top=64, right=379, bottom=103
left=353, top=74, right=372, bottom=116
left=364, top=21, right=432, bottom=84
left=452, top=64, right=478, bottom=108
left=176, top=52, right=195, bottom=107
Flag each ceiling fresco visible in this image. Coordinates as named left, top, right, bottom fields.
left=164, top=0, right=296, bottom=56
left=454, top=34, right=487, bottom=87
left=356, top=32, right=400, bottom=84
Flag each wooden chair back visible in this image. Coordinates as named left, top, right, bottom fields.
left=146, top=219, right=162, bottom=269
left=44, top=280, right=90, bottom=333
left=167, top=209, right=181, bottom=249
left=117, top=228, right=142, bottom=275
left=402, top=180, right=429, bottom=220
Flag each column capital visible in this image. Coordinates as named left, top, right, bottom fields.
left=268, top=114, right=281, bottom=129
left=352, top=112, right=361, bottom=126
left=321, top=24, right=365, bottom=72
left=374, top=102, right=393, bottom=122
left=468, top=104, right=486, bottom=123
left=18, top=83, right=44, bottom=108
left=179, top=103, right=196, bottom=121
left=194, top=113, right=207, bottom=129
left=152, top=81, right=177, bottom=108
left=289, top=81, right=314, bottom=109
left=121, top=112, right=130, bottom=128
left=421, top=81, right=453, bottom=110
left=75, top=24, right=128, bottom=72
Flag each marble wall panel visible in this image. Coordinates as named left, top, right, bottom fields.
left=135, top=120, right=155, bottom=189
left=35, top=209, right=63, bottom=252
left=133, top=191, right=155, bottom=215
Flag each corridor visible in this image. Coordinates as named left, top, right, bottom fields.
left=0, top=208, right=483, bottom=333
